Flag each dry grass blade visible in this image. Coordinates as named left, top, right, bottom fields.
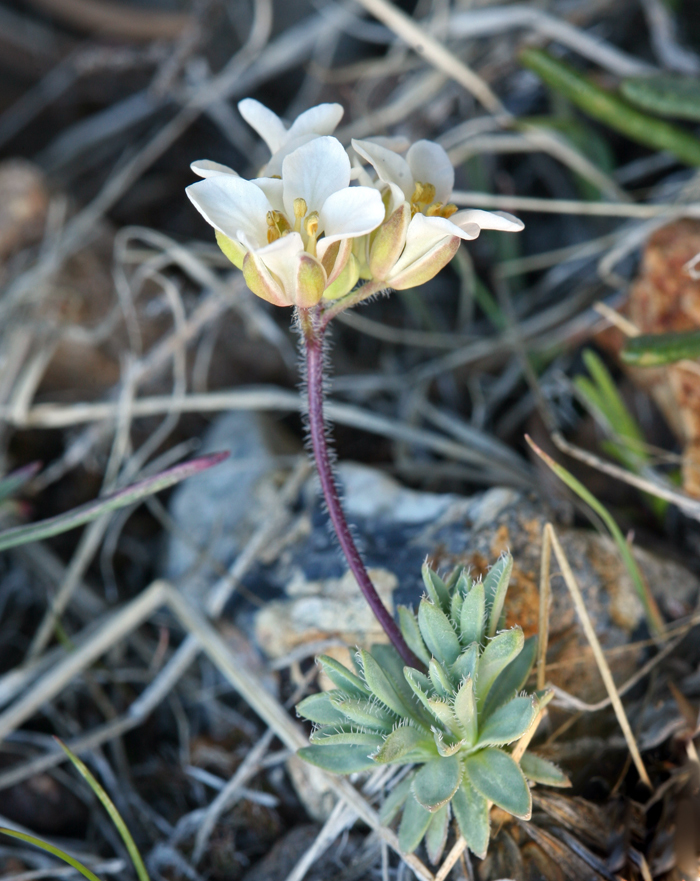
left=542, top=523, right=652, bottom=789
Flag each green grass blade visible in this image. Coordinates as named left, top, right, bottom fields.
left=526, top=436, right=664, bottom=635
left=0, top=828, right=103, bottom=881
left=621, top=330, right=700, bottom=366
left=57, top=740, right=150, bottom=881
left=0, top=462, right=42, bottom=504
left=0, top=452, right=228, bottom=552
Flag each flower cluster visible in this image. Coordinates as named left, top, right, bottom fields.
left=187, top=100, right=524, bottom=309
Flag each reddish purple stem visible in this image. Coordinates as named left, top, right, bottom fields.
left=302, top=308, right=422, bottom=669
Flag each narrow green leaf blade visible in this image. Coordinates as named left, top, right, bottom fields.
left=298, top=744, right=377, bottom=774
left=451, top=780, right=490, bottom=859
left=453, top=677, right=477, bottom=746
left=398, top=606, right=431, bottom=666
left=0, top=453, right=229, bottom=552
left=318, top=655, right=370, bottom=698
left=425, top=804, right=449, bottom=864
left=379, top=773, right=415, bottom=824
left=484, top=553, right=513, bottom=638
left=482, top=635, right=537, bottom=720
left=460, top=582, right=485, bottom=646
left=373, top=726, right=427, bottom=764
left=422, top=564, right=450, bottom=612
left=0, top=829, right=102, bottom=881
left=331, top=697, right=395, bottom=732
left=412, top=756, right=462, bottom=812
left=370, top=643, right=431, bottom=725
left=477, top=696, right=537, bottom=748
left=520, top=752, right=571, bottom=787
left=418, top=599, right=461, bottom=666
left=452, top=643, right=478, bottom=681
left=428, top=658, right=453, bottom=698
left=359, top=649, right=412, bottom=717
left=309, top=729, right=385, bottom=748
left=475, top=629, right=524, bottom=706
left=399, top=794, right=433, bottom=853
left=296, top=692, right=348, bottom=725
left=464, top=748, right=532, bottom=819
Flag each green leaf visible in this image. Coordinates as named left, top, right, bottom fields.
left=0, top=829, right=102, bottom=881
left=379, top=772, right=415, bottom=824
left=418, top=599, right=461, bottom=666
left=463, top=748, right=532, bottom=819
left=484, top=554, right=513, bottom=638
left=621, top=74, right=700, bottom=121
left=428, top=658, right=454, bottom=698
left=309, top=729, right=385, bottom=748
left=373, top=725, right=428, bottom=764
left=298, top=744, right=377, bottom=774
left=520, top=752, right=571, bottom=788
left=398, top=606, right=431, bottom=666
left=58, top=740, right=150, bottom=881
left=450, top=589, right=463, bottom=626
left=331, top=697, right=395, bottom=732
left=318, top=655, right=370, bottom=698
left=434, top=731, right=464, bottom=757
left=460, top=582, right=485, bottom=646
left=296, top=692, right=348, bottom=725
left=477, top=696, right=537, bottom=747
left=404, top=668, right=436, bottom=714
left=427, top=698, right=462, bottom=737
left=455, top=569, right=473, bottom=597
left=482, top=635, right=537, bottom=720
left=453, top=677, right=477, bottom=747
left=452, top=643, right=478, bottom=681
left=370, top=643, right=431, bottom=725
left=359, top=649, right=413, bottom=717
left=475, top=629, right=524, bottom=706
left=425, top=804, right=449, bottom=864
left=399, top=794, right=433, bottom=853
left=422, top=564, right=451, bottom=612
left=0, top=454, right=229, bottom=553
left=451, top=780, right=490, bottom=859
left=412, top=756, right=462, bottom=812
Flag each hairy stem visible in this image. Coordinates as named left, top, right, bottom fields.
left=300, top=306, right=422, bottom=669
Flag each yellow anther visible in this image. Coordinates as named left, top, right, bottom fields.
left=426, top=202, right=444, bottom=217
left=293, top=198, right=308, bottom=219
left=305, top=212, right=319, bottom=237
left=411, top=181, right=436, bottom=206
left=410, top=182, right=424, bottom=204
left=267, top=228, right=280, bottom=244
left=441, top=203, right=458, bottom=219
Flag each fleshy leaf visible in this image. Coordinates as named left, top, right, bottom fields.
left=455, top=569, right=473, bottom=596
left=370, top=644, right=431, bottom=725
left=460, top=582, right=485, bottom=646
left=412, top=755, right=462, bottom=812
left=453, top=676, right=477, bottom=746
left=373, top=725, right=427, bottom=764
left=359, top=649, right=413, bottom=717
left=332, top=697, right=395, bottom=731
left=450, top=589, right=463, bottom=625
left=452, top=780, right=490, bottom=859
left=482, top=635, right=537, bottom=719
left=399, top=794, right=433, bottom=853
left=520, top=752, right=571, bottom=787
left=428, top=658, right=453, bottom=698
left=418, top=599, right=461, bottom=666
left=317, top=655, right=370, bottom=698
left=464, top=748, right=532, bottom=819
left=398, top=606, right=431, bottom=667
left=452, top=643, right=478, bottom=681
left=477, top=695, right=538, bottom=747
left=296, top=691, right=348, bottom=725
left=475, top=628, right=524, bottom=706
left=484, top=554, right=513, bottom=638
left=425, top=804, right=449, bottom=864
left=379, top=772, right=415, bottom=824
left=421, top=564, right=451, bottom=612
left=297, top=744, right=377, bottom=774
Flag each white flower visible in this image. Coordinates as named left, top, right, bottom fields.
left=352, top=138, right=524, bottom=289
left=187, top=136, right=384, bottom=308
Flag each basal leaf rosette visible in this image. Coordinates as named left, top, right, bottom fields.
left=296, top=554, right=570, bottom=863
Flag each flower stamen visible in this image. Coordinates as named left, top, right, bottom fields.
left=293, top=197, right=308, bottom=232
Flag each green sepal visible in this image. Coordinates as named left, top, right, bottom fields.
left=359, top=649, right=413, bottom=717
left=412, top=755, right=462, bottom=812
left=297, top=744, right=377, bottom=774
left=453, top=676, right=477, bottom=746
left=460, top=582, right=485, bottom=646
left=484, top=554, right=513, bottom=638
left=421, top=564, right=451, bottom=612
left=331, top=697, right=396, bottom=732
left=425, top=804, right=449, bottom=864
left=476, top=695, right=538, bottom=748
left=398, top=606, right=431, bottom=666
left=418, top=599, right=461, bottom=666
left=398, top=794, right=433, bottom=853
left=379, top=772, right=415, bottom=824
left=463, top=748, right=532, bottom=819
left=215, top=229, right=246, bottom=269
left=475, top=628, right=524, bottom=706
left=520, top=752, right=571, bottom=788
left=296, top=691, right=348, bottom=725
left=318, top=655, right=370, bottom=698
left=452, top=779, right=490, bottom=859
left=482, top=635, right=537, bottom=720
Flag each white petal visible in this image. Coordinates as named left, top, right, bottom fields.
left=253, top=177, right=285, bottom=213
left=190, top=159, right=238, bottom=179
left=257, top=232, right=305, bottom=299
left=262, top=133, right=319, bottom=178
left=285, top=103, right=343, bottom=142
left=452, top=209, right=524, bottom=232
left=186, top=176, right=271, bottom=247
left=238, top=98, right=287, bottom=154
left=318, top=186, right=385, bottom=245
left=391, top=214, right=475, bottom=277
left=351, top=139, right=414, bottom=200
left=406, top=140, right=454, bottom=203
left=365, top=135, right=410, bottom=153
left=282, top=136, right=350, bottom=219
